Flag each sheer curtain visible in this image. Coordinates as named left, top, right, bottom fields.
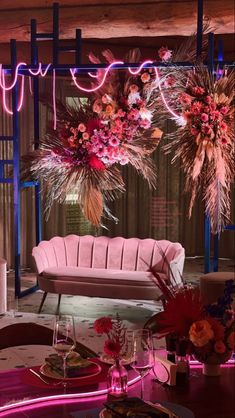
left=0, top=80, right=234, bottom=269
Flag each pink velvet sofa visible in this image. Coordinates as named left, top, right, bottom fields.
left=32, top=235, right=185, bottom=313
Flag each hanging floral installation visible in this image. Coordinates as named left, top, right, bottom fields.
left=154, top=44, right=235, bottom=234
left=22, top=49, right=162, bottom=226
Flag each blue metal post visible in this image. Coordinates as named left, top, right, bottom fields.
left=31, top=18, right=42, bottom=245
left=11, top=39, right=21, bottom=296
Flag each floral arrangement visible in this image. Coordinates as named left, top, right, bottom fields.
left=157, top=54, right=235, bottom=233
left=22, top=48, right=162, bottom=227
left=145, top=273, right=235, bottom=365
left=93, top=315, right=128, bottom=360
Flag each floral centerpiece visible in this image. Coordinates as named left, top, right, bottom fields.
left=145, top=272, right=235, bottom=376
left=94, top=315, right=129, bottom=396
left=155, top=41, right=235, bottom=233
left=22, top=48, right=162, bottom=227
left=93, top=315, right=128, bottom=361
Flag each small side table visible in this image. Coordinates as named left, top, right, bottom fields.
left=200, top=271, right=235, bottom=304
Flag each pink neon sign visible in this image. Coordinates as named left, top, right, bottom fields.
left=0, top=61, right=182, bottom=128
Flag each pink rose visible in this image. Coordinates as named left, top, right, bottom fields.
left=158, top=46, right=172, bottom=61
left=220, top=106, right=228, bottom=115
left=78, top=123, right=86, bottom=132
left=220, top=136, right=228, bottom=145
left=220, top=121, right=228, bottom=131
left=201, top=113, right=209, bottom=122
left=94, top=317, right=113, bottom=334
left=191, top=127, right=199, bottom=136
left=205, top=95, right=212, bottom=104
left=104, top=339, right=121, bottom=357
left=214, top=340, right=226, bottom=354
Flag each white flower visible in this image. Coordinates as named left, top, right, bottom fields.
left=139, top=108, right=152, bottom=122
left=128, top=92, right=141, bottom=105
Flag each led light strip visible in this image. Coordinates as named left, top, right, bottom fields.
left=0, top=374, right=140, bottom=414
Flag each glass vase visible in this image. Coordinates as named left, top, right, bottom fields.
left=107, top=358, right=128, bottom=398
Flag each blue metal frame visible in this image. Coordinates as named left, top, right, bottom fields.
left=0, top=1, right=234, bottom=295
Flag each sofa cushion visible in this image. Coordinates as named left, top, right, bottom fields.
left=42, top=266, right=167, bottom=287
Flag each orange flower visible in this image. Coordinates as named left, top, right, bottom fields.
left=129, top=84, right=139, bottom=93
left=189, top=320, right=214, bottom=347
left=105, top=104, right=114, bottom=114
left=141, top=72, right=150, bottom=83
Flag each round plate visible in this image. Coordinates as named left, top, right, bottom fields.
left=99, top=401, right=195, bottom=418
left=40, top=360, right=101, bottom=381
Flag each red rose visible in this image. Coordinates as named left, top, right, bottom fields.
left=89, top=155, right=105, bottom=170
left=104, top=339, right=121, bottom=357
left=94, top=317, right=113, bottom=334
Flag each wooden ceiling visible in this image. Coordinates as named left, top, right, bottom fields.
left=0, top=1, right=234, bottom=63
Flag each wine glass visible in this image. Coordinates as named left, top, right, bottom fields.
left=130, top=329, right=154, bottom=400
left=53, top=315, right=76, bottom=383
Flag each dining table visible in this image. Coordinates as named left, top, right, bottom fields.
left=0, top=356, right=234, bottom=418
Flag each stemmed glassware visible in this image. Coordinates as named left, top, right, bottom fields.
left=130, top=329, right=154, bottom=400
left=53, top=315, right=76, bottom=384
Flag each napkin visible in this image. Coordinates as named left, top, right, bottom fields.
left=45, top=352, right=98, bottom=378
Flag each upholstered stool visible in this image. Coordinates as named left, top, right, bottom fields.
left=200, top=271, right=235, bottom=305
left=0, top=258, right=7, bottom=315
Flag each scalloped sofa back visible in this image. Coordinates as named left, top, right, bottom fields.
left=32, top=235, right=185, bottom=313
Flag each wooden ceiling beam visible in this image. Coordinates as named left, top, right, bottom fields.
left=0, top=1, right=233, bottom=43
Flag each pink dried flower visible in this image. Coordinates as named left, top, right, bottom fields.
left=164, top=75, right=176, bottom=88
left=191, top=127, right=199, bottom=136
left=205, top=95, right=212, bottom=104
left=94, top=317, right=113, bottom=334
left=109, top=137, right=120, bottom=147
left=201, top=113, right=209, bottom=122
left=92, top=100, right=102, bottom=114
left=220, top=121, right=228, bottom=131
left=220, top=106, right=229, bottom=115
left=192, top=86, right=205, bottom=96
left=220, top=136, right=228, bottom=145
left=78, top=123, right=86, bottom=132
left=139, top=119, right=151, bottom=129
left=179, top=93, right=192, bottom=106
left=158, top=46, right=172, bottom=61
left=127, top=109, right=140, bottom=121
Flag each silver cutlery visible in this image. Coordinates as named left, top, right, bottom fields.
left=29, top=368, right=63, bottom=386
